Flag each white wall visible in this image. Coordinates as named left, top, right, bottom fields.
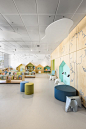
left=0, top=52, right=4, bottom=69
left=4, top=54, right=10, bottom=68
left=0, top=52, right=10, bottom=69
left=9, top=54, right=50, bottom=69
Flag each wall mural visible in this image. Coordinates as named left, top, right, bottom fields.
left=61, top=46, right=65, bottom=54
left=70, top=78, right=74, bottom=82
left=82, top=66, right=86, bottom=72
left=79, top=89, right=86, bottom=107
left=69, top=30, right=86, bottom=107
left=69, top=55, right=76, bottom=89
left=71, top=30, right=86, bottom=40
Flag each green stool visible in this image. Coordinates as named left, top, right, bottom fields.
left=25, top=83, right=34, bottom=95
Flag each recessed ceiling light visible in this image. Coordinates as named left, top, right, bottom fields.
left=37, top=45, right=40, bottom=47
left=31, top=49, right=32, bottom=51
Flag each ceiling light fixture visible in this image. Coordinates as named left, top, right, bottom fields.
left=37, top=45, right=40, bottom=47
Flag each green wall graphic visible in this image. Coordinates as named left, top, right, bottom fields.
left=51, top=59, right=55, bottom=71
left=59, top=61, right=70, bottom=85
left=53, top=59, right=55, bottom=70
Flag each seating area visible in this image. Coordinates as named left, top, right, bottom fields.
left=20, top=81, right=34, bottom=95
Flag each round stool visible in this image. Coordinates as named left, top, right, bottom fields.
left=20, top=81, right=28, bottom=92
left=55, top=78, right=61, bottom=84
left=49, top=75, right=52, bottom=80
left=58, top=82, right=65, bottom=85
left=52, top=76, right=56, bottom=80
left=25, top=83, right=34, bottom=95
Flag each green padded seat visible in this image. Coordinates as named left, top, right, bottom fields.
left=25, top=83, right=34, bottom=95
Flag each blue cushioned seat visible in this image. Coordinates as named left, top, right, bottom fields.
left=54, top=85, right=76, bottom=102
left=20, top=81, right=29, bottom=92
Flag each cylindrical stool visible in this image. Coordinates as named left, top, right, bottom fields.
left=52, top=76, right=56, bottom=80
left=20, top=81, right=28, bottom=92
left=55, top=78, right=61, bottom=84
left=25, top=83, right=34, bottom=95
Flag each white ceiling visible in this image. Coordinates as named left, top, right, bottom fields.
left=0, top=0, right=86, bottom=55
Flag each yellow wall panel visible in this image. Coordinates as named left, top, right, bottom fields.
left=58, top=42, right=64, bottom=57
left=57, top=58, right=60, bottom=78
left=55, top=47, right=59, bottom=58
left=77, top=16, right=86, bottom=50
left=69, top=27, right=77, bottom=53
left=50, top=55, right=52, bottom=60
left=63, top=36, right=69, bottom=56
left=77, top=48, right=86, bottom=107
left=59, top=56, right=64, bottom=65
left=63, top=54, right=69, bottom=67
left=54, top=48, right=57, bottom=59
left=70, top=52, right=77, bottom=89
left=55, top=58, right=58, bottom=70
